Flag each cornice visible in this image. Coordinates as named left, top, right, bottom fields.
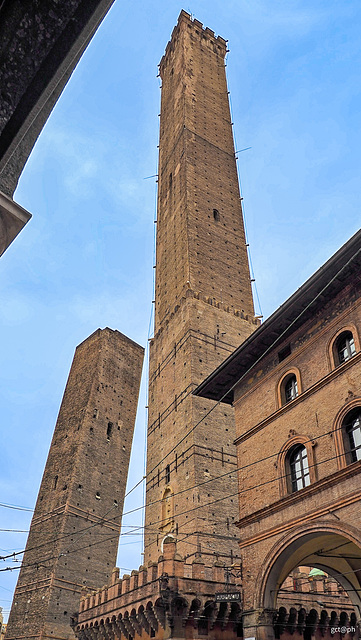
left=234, top=350, right=361, bottom=445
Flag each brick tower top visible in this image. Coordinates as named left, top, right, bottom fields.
left=159, top=10, right=228, bottom=71
left=154, top=10, right=254, bottom=331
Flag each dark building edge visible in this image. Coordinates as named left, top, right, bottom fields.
left=0, top=0, right=116, bottom=255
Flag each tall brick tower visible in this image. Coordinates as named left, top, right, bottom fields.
left=144, top=11, right=259, bottom=566
left=5, top=328, right=144, bottom=640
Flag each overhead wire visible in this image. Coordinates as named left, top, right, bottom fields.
left=3, top=67, right=359, bottom=573
left=2, top=446, right=360, bottom=578
left=0, top=420, right=357, bottom=565
left=0, top=501, right=33, bottom=513
left=2, top=236, right=360, bottom=584
left=113, top=447, right=361, bottom=542
left=2, top=442, right=355, bottom=570
left=129, top=242, right=361, bottom=487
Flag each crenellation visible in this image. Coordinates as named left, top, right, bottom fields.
left=130, top=571, right=139, bottom=591
left=121, top=575, right=130, bottom=595
left=160, top=11, right=227, bottom=79
left=74, top=539, right=243, bottom=638
left=78, top=540, right=235, bottom=614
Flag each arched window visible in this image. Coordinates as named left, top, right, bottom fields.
left=335, top=331, right=356, bottom=365
left=278, top=371, right=300, bottom=406
left=278, top=435, right=316, bottom=497
left=285, top=375, right=298, bottom=403
left=343, top=409, right=361, bottom=463
left=288, top=445, right=310, bottom=492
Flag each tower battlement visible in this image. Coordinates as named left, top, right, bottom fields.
left=160, top=10, right=227, bottom=75
left=75, top=539, right=240, bottom=636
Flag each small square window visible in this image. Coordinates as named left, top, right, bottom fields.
left=278, top=344, right=291, bottom=363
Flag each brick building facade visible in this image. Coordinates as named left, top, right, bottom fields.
left=196, top=230, right=361, bottom=639
left=73, top=10, right=257, bottom=639
left=75, top=538, right=243, bottom=640
left=8, top=8, right=360, bottom=640
left=5, top=329, right=143, bottom=640
left=72, top=11, right=361, bottom=640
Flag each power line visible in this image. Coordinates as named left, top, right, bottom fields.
left=0, top=502, right=33, bottom=513
left=107, top=422, right=354, bottom=525
left=0, top=501, right=121, bottom=562
left=0, top=422, right=354, bottom=565
left=4, top=245, right=359, bottom=528
left=132, top=243, right=361, bottom=487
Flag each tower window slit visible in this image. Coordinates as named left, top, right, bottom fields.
left=107, top=422, right=113, bottom=439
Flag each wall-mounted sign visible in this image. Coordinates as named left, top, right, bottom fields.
left=215, top=592, right=241, bottom=602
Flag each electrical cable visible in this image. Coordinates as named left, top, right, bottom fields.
left=0, top=421, right=354, bottom=565
left=132, top=243, right=361, bottom=486
left=3, top=273, right=361, bottom=560
left=44, top=445, right=361, bottom=564
left=107, top=421, right=356, bottom=524
left=0, top=502, right=33, bottom=513
left=5, top=246, right=359, bottom=527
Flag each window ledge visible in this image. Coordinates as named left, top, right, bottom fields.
left=236, top=459, right=361, bottom=531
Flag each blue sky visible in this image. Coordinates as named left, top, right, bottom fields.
left=1, top=0, right=361, bottom=620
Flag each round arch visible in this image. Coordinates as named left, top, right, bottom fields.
left=327, top=323, right=360, bottom=370
left=256, top=521, right=361, bottom=616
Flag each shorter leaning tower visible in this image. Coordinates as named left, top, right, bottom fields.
left=5, top=328, right=144, bottom=640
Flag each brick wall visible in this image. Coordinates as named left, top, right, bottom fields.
left=5, top=328, right=144, bottom=640
left=145, top=11, right=258, bottom=565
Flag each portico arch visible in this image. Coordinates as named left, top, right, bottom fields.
left=257, top=521, right=361, bottom=617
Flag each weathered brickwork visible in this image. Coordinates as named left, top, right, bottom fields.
left=233, top=280, right=361, bottom=518
left=145, top=10, right=258, bottom=565
left=74, top=539, right=242, bottom=640
left=5, top=328, right=144, bottom=640
left=70, top=13, right=361, bottom=640
left=196, top=232, right=361, bottom=639
left=154, top=11, right=254, bottom=327
left=73, top=545, right=356, bottom=640
left=235, top=272, right=361, bottom=634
